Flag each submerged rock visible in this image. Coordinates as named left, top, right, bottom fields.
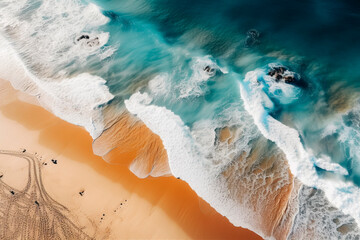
left=76, top=35, right=90, bottom=41
left=86, top=37, right=100, bottom=47
left=245, top=29, right=261, bottom=47
left=267, top=65, right=297, bottom=84
left=76, top=35, right=100, bottom=48
left=203, top=65, right=216, bottom=76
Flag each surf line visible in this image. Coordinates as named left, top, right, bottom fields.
left=238, top=69, right=360, bottom=226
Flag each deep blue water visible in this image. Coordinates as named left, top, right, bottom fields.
left=84, top=0, right=360, bottom=185
left=2, top=0, right=360, bottom=234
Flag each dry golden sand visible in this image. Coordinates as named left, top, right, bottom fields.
left=0, top=79, right=262, bottom=239
left=0, top=150, right=94, bottom=240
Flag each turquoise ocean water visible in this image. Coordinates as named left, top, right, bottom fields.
left=1, top=0, right=360, bottom=238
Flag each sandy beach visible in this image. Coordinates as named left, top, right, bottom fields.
left=0, top=78, right=262, bottom=239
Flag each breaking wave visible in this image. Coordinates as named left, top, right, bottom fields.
left=1, top=0, right=360, bottom=239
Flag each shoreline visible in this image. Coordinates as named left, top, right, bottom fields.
left=0, top=78, right=262, bottom=239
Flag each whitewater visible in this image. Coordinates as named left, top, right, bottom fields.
left=1, top=0, right=360, bottom=239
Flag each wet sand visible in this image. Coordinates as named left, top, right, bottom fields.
left=0, top=79, right=262, bottom=239
left=93, top=109, right=171, bottom=179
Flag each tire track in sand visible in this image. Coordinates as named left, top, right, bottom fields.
left=0, top=149, right=93, bottom=240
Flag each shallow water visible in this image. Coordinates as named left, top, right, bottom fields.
left=1, top=0, right=360, bottom=238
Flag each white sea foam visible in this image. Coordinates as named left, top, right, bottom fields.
left=0, top=34, right=114, bottom=138
left=0, top=0, right=116, bottom=77
left=125, top=92, right=205, bottom=180
left=38, top=74, right=114, bottom=138
left=313, top=154, right=349, bottom=176
left=288, top=185, right=359, bottom=239
left=239, top=68, right=360, bottom=227
left=321, top=107, right=360, bottom=175
left=148, top=74, right=170, bottom=96
left=263, top=75, right=300, bottom=105
left=0, top=0, right=116, bottom=137
left=265, top=64, right=301, bottom=105
left=147, top=55, right=227, bottom=100
left=125, top=91, right=268, bottom=236
left=178, top=55, right=227, bottom=98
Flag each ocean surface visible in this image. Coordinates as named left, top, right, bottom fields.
left=1, top=0, right=360, bottom=238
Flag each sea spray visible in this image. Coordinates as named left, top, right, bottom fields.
left=0, top=35, right=113, bottom=138
left=239, top=68, right=360, bottom=228
left=1, top=0, right=360, bottom=238
left=125, top=91, right=297, bottom=238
